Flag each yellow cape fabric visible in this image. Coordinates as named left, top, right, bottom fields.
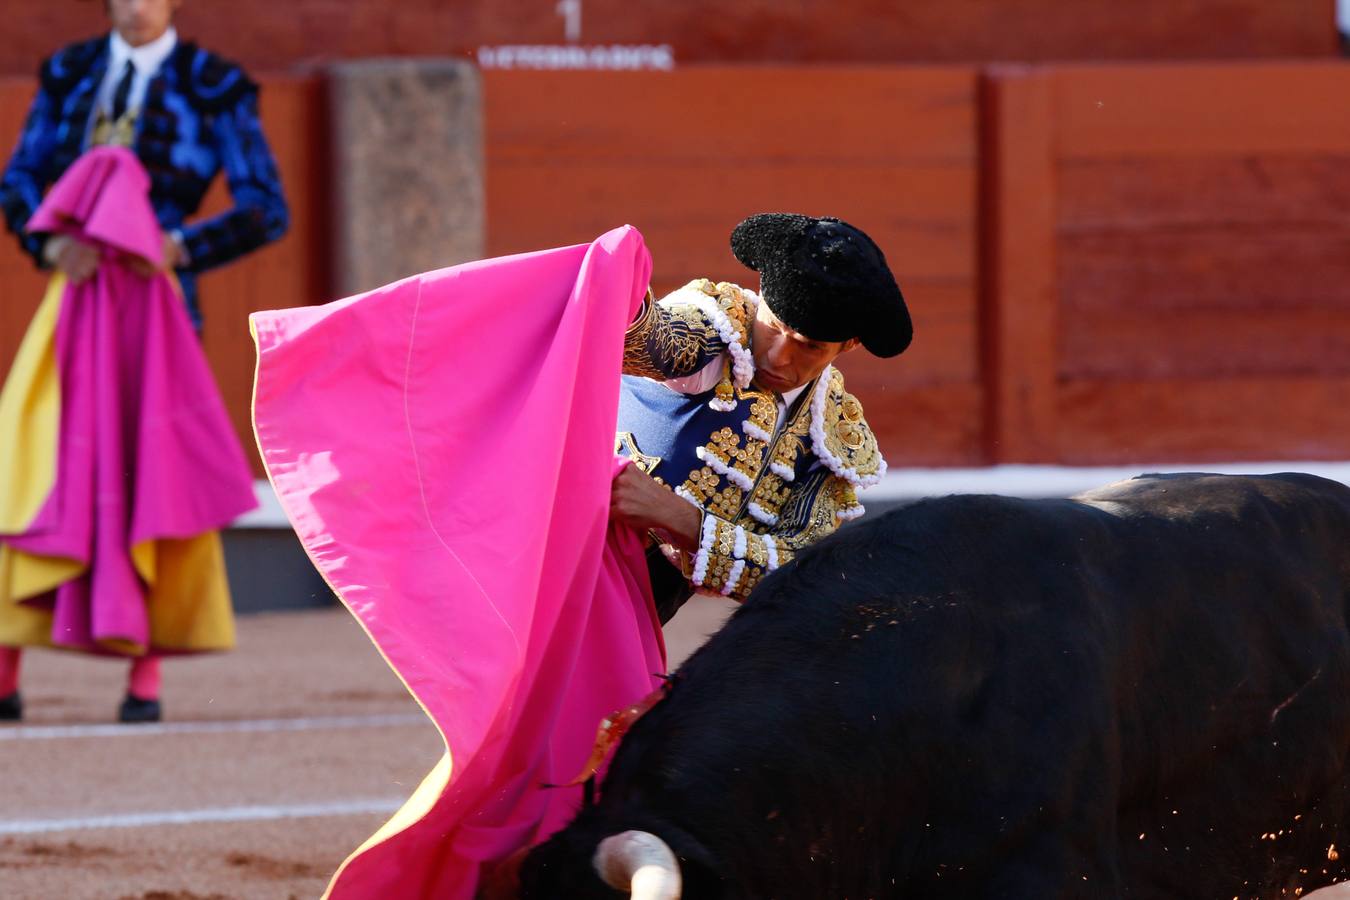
left=0, top=274, right=64, bottom=533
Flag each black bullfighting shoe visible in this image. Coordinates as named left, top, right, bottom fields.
left=0, top=690, right=21, bottom=721
left=118, top=693, right=162, bottom=724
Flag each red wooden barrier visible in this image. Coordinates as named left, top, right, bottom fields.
left=985, top=62, right=1350, bottom=464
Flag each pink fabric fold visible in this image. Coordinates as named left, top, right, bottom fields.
left=251, top=225, right=665, bottom=898
left=3, top=146, right=257, bottom=651
left=27, top=145, right=164, bottom=265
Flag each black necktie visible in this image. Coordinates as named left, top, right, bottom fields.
left=111, top=60, right=135, bottom=121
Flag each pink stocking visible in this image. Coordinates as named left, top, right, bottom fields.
left=127, top=655, right=161, bottom=700
left=0, top=647, right=20, bottom=697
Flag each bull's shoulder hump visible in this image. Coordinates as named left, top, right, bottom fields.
left=1072, top=471, right=1350, bottom=521
left=852, top=493, right=1090, bottom=543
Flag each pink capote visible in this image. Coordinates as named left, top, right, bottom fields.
left=250, top=225, right=667, bottom=898
left=3, top=146, right=256, bottom=651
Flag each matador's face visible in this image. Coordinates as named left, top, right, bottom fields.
left=106, top=0, right=182, bottom=48
left=749, top=300, right=858, bottom=395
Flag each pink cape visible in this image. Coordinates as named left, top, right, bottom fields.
left=0, top=146, right=256, bottom=652
left=250, top=225, right=666, bottom=898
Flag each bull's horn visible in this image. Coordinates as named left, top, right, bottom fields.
left=593, top=830, right=682, bottom=900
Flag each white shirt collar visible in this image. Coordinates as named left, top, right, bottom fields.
left=780, top=384, right=807, bottom=409
left=109, top=25, right=178, bottom=75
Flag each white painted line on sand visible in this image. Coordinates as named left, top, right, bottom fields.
left=0, top=712, right=429, bottom=741
left=0, top=799, right=405, bottom=835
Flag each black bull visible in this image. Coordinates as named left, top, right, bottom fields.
left=518, top=473, right=1350, bottom=899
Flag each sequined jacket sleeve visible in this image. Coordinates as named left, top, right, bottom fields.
left=623, top=279, right=754, bottom=381
left=179, top=88, right=289, bottom=272
left=688, top=468, right=862, bottom=602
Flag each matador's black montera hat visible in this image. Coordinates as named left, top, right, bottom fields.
left=730, top=213, right=912, bottom=358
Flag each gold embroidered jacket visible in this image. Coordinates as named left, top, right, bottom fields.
left=616, top=279, right=886, bottom=603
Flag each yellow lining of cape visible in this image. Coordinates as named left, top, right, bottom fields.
left=0, top=274, right=65, bottom=533
left=0, top=533, right=235, bottom=654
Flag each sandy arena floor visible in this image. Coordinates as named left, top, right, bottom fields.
left=0, top=597, right=735, bottom=900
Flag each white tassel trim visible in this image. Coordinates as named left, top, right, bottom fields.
left=721, top=559, right=746, bottom=596
left=674, top=486, right=702, bottom=509
left=836, top=503, right=866, bottom=521
left=747, top=502, right=778, bottom=526
left=808, top=366, right=888, bottom=489
left=732, top=525, right=747, bottom=559
left=769, top=461, right=795, bottom=482
left=708, top=397, right=737, bottom=412
left=684, top=295, right=755, bottom=390
left=764, top=534, right=779, bottom=570
left=696, top=446, right=754, bottom=491
left=691, top=515, right=718, bottom=587
left=742, top=420, right=772, bottom=443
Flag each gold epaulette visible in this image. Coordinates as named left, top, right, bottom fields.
left=814, top=367, right=886, bottom=489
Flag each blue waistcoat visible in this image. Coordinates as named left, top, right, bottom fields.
left=617, top=374, right=817, bottom=500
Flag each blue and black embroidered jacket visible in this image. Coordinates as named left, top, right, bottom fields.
left=0, top=34, right=289, bottom=325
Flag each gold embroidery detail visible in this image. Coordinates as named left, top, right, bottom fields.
left=745, top=535, right=769, bottom=568
left=696, top=281, right=755, bottom=402
left=740, top=567, right=765, bottom=594
left=615, top=432, right=662, bottom=475
left=716, top=523, right=736, bottom=557
left=91, top=108, right=139, bottom=149
left=819, top=372, right=884, bottom=483
left=623, top=284, right=736, bottom=380
left=707, top=485, right=741, bottom=519
left=747, top=392, right=777, bottom=436
left=836, top=420, right=865, bottom=451
left=713, top=357, right=736, bottom=407
left=621, top=293, right=664, bottom=379
left=686, top=468, right=720, bottom=504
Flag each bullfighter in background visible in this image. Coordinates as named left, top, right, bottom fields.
left=0, top=0, right=287, bottom=723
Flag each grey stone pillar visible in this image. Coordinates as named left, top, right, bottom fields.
left=327, top=59, right=484, bottom=297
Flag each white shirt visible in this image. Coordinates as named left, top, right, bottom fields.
left=97, top=26, right=179, bottom=120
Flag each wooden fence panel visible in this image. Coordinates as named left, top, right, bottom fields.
left=1048, top=63, right=1350, bottom=462
left=980, top=67, right=1058, bottom=462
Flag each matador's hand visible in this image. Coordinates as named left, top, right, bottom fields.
left=44, top=235, right=100, bottom=284
left=610, top=464, right=701, bottom=551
